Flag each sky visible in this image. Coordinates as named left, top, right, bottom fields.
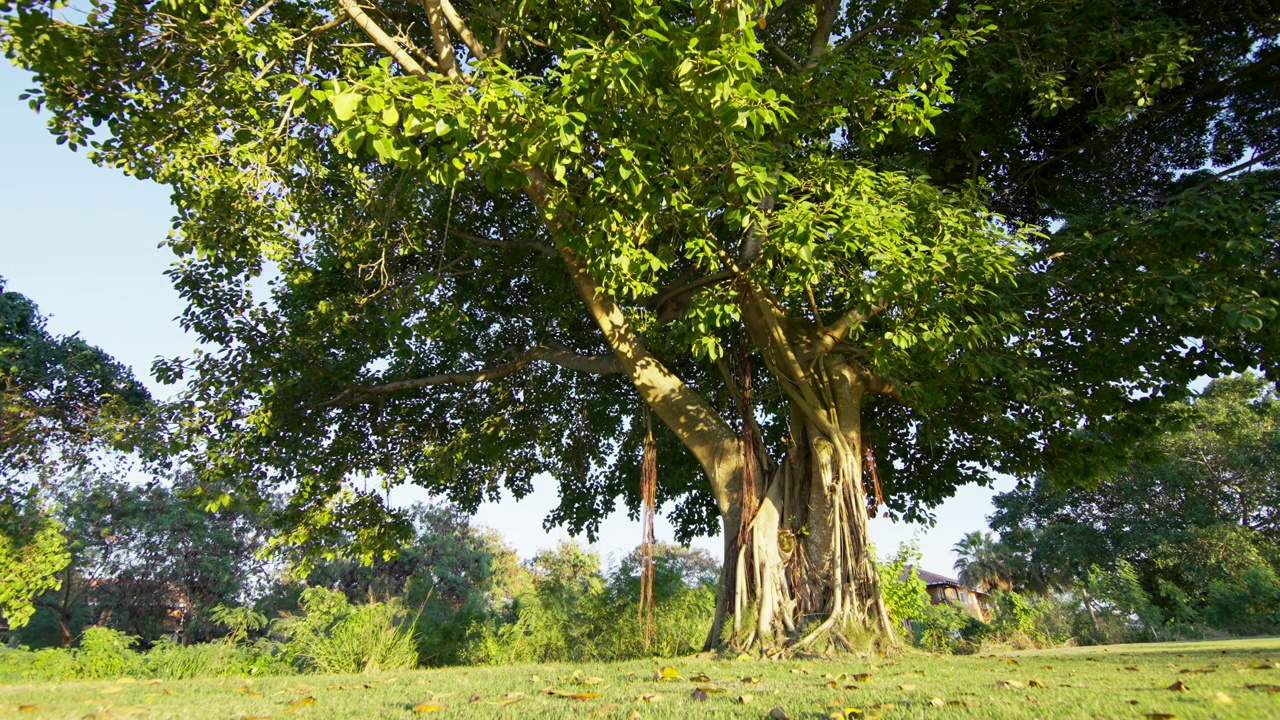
left=0, top=61, right=1015, bottom=576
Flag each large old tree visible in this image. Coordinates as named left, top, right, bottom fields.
left=3, top=0, right=1275, bottom=651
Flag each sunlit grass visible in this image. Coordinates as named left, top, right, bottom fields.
left=2, top=637, right=1278, bottom=719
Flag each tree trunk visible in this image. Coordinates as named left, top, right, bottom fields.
left=708, top=358, right=896, bottom=653
left=551, top=226, right=894, bottom=655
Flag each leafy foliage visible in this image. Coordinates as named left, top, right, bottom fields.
left=993, top=375, right=1280, bottom=637
left=877, top=543, right=929, bottom=629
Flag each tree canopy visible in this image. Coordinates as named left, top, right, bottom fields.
left=3, top=0, right=1275, bottom=649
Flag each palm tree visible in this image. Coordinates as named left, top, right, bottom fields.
left=953, top=532, right=1014, bottom=592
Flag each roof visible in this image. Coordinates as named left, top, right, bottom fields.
left=898, top=566, right=966, bottom=588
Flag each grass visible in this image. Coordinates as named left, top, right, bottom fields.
left=1, top=637, right=1278, bottom=719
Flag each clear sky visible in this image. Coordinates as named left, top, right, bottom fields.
left=0, top=61, right=1014, bottom=576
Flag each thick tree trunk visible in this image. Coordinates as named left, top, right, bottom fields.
left=708, top=362, right=896, bottom=653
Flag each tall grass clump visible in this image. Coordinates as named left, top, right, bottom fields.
left=274, top=587, right=418, bottom=674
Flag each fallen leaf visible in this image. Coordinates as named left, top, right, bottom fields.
left=237, top=685, right=263, bottom=696
left=1213, top=692, right=1235, bottom=705
left=898, top=684, right=917, bottom=691
left=633, top=693, right=663, bottom=702
left=1249, top=662, right=1278, bottom=670
left=570, top=693, right=603, bottom=700
left=530, top=674, right=543, bottom=683
left=852, top=673, right=873, bottom=682
left=1086, top=658, right=1100, bottom=662
left=1040, top=665, right=1055, bottom=670
left=768, top=708, right=789, bottom=720
left=690, top=673, right=711, bottom=683
left=581, top=675, right=606, bottom=685
left=735, top=653, right=752, bottom=661
left=18, top=706, right=51, bottom=713
left=1180, top=668, right=1214, bottom=674
left=737, top=694, right=754, bottom=704
left=929, top=697, right=945, bottom=707
left=287, top=697, right=315, bottom=707
left=1144, top=714, right=1180, bottom=720
left=996, top=680, right=1024, bottom=690
left=1124, top=666, right=1140, bottom=671
left=741, top=675, right=762, bottom=684
left=698, top=686, right=728, bottom=694
left=656, top=666, right=680, bottom=680
left=843, top=685, right=860, bottom=690
left=1167, top=681, right=1189, bottom=692
left=690, top=689, right=709, bottom=702
left=1245, top=684, right=1280, bottom=693
left=629, top=712, right=640, bottom=720
left=1006, top=659, right=1019, bottom=666
left=946, top=700, right=981, bottom=708
left=590, top=703, right=620, bottom=715
left=411, top=702, right=448, bottom=713
left=1028, top=679, right=1045, bottom=688
left=469, top=693, right=482, bottom=702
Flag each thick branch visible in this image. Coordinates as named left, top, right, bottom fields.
left=421, top=0, right=459, bottom=77
left=811, top=301, right=890, bottom=355
left=805, top=0, right=840, bottom=68
left=560, top=247, right=741, bottom=515
left=337, top=0, right=429, bottom=79
left=437, top=0, right=487, bottom=60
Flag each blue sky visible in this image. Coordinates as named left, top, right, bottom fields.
left=0, top=61, right=1013, bottom=575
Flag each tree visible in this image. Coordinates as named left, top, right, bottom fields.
left=1, top=280, right=149, bottom=635
left=4, top=1, right=1274, bottom=652
left=30, top=472, right=269, bottom=646
left=991, top=375, right=1280, bottom=630
left=952, top=531, right=1012, bottom=593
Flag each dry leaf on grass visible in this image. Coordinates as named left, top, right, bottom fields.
left=411, top=702, right=448, bottom=713
left=852, top=673, right=873, bottom=682
left=590, top=704, right=621, bottom=715
left=1166, top=681, right=1190, bottom=691
left=286, top=697, right=315, bottom=707
left=690, top=689, right=709, bottom=702
left=237, top=686, right=262, bottom=696
left=1213, top=692, right=1235, bottom=705
left=768, top=707, right=789, bottom=720
left=656, top=666, right=680, bottom=680
left=737, top=695, right=754, bottom=704
left=633, top=693, right=663, bottom=703
left=1245, top=683, right=1280, bottom=693
left=898, top=684, right=917, bottom=691
left=689, top=673, right=711, bottom=682
left=929, top=697, right=945, bottom=707
left=996, top=680, right=1025, bottom=689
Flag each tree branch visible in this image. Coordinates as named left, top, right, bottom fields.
left=245, top=0, right=279, bottom=25
left=421, top=0, right=459, bottom=77
left=337, top=0, right=430, bottom=79
left=805, top=0, right=840, bottom=68
left=832, top=22, right=916, bottom=55
left=437, top=0, right=487, bottom=61
left=1158, top=146, right=1279, bottom=202
left=446, top=226, right=556, bottom=257
left=317, top=343, right=622, bottom=408
left=811, top=301, right=891, bottom=355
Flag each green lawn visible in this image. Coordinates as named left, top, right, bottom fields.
left=2, top=637, right=1278, bottom=719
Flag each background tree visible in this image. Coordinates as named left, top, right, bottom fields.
left=1, top=279, right=150, bottom=636
left=992, top=375, right=1280, bottom=633
left=22, top=472, right=269, bottom=647
left=3, top=1, right=1274, bottom=652
left=952, top=532, right=1013, bottom=593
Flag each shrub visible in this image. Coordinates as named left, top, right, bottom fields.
left=912, top=601, right=969, bottom=652
left=274, top=587, right=418, bottom=674
left=78, top=626, right=144, bottom=679
left=878, top=543, right=930, bottom=630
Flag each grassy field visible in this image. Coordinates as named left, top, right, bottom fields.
left=2, top=637, right=1278, bottom=719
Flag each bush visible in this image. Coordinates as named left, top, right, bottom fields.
left=912, top=601, right=969, bottom=652
left=878, top=544, right=930, bottom=630
left=274, top=587, right=418, bottom=674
